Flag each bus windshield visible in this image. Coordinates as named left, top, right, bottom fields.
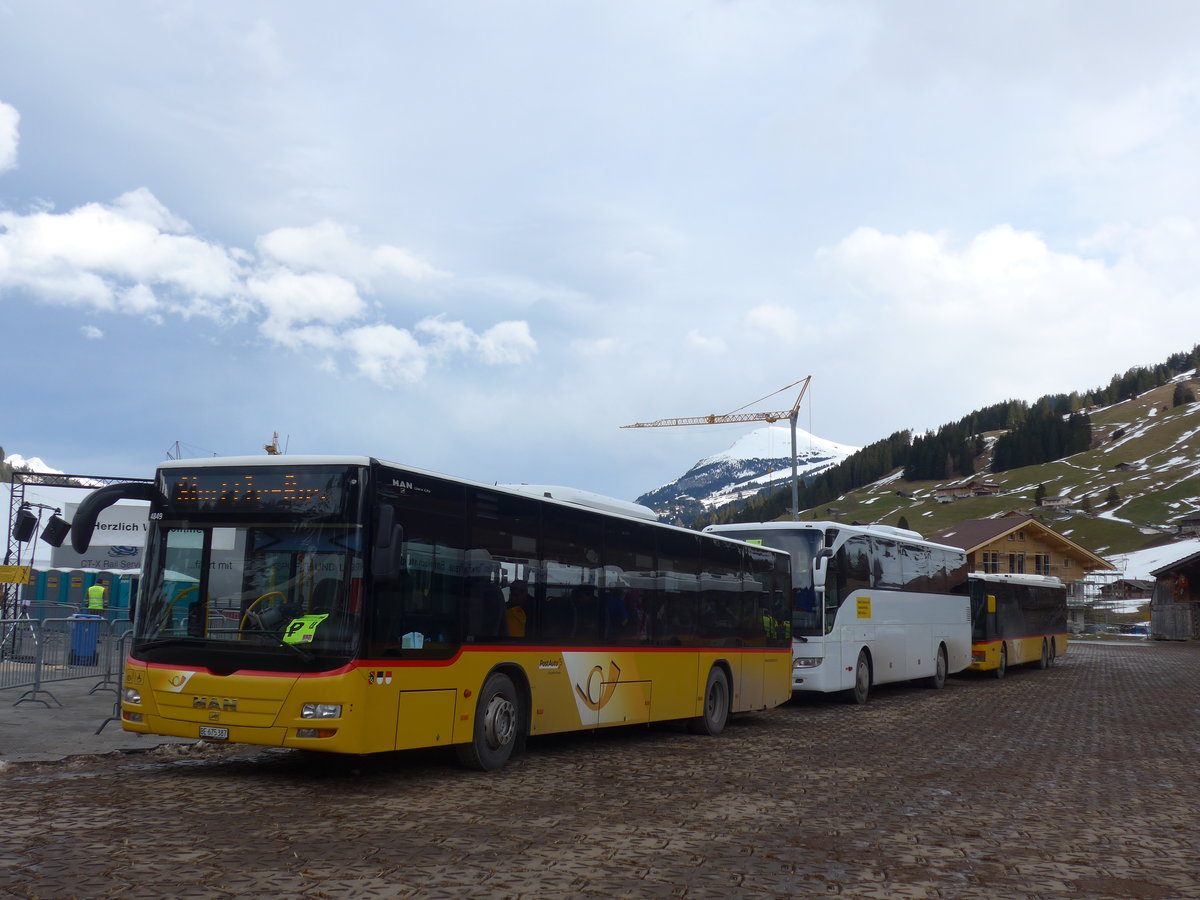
left=136, top=522, right=364, bottom=671
left=718, top=529, right=823, bottom=637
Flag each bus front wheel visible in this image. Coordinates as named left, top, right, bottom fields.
left=456, top=672, right=522, bottom=771
left=995, top=644, right=1008, bottom=679
left=849, top=650, right=871, bottom=705
left=688, top=666, right=730, bottom=735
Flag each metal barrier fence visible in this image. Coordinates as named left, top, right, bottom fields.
left=0, top=616, right=131, bottom=708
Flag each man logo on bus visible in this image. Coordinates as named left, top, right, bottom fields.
left=574, top=660, right=621, bottom=711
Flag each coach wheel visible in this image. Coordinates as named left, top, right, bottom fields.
left=995, top=644, right=1008, bottom=679
left=1037, top=639, right=1050, bottom=670
left=1048, top=638, right=1057, bottom=666
left=456, top=672, right=521, bottom=771
left=850, top=650, right=871, bottom=705
left=688, top=666, right=730, bottom=735
left=926, top=644, right=948, bottom=690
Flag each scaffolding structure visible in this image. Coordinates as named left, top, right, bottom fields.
left=2, top=470, right=152, bottom=618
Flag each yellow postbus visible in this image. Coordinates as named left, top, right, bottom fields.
left=71, top=456, right=793, bottom=769
left=967, top=572, right=1067, bottom=677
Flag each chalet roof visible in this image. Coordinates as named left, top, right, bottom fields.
left=1150, top=549, right=1200, bottom=577
left=1105, top=578, right=1154, bottom=592
left=930, top=515, right=1115, bottom=571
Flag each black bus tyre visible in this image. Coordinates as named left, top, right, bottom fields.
left=456, top=672, right=521, bottom=771
left=850, top=650, right=871, bottom=705
left=925, top=644, right=948, bottom=690
left=1037, top=639, right=1050, bottom=670
left=995, top=644, right=1007, bottom=679
left=1048, top=638, right=1057, bottom=666
left=688, top=666, right=730, bottom=735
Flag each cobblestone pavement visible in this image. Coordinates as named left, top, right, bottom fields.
left=0, top=641, right=1197, bottom=899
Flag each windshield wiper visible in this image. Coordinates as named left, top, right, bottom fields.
left=136, top=637, right=205, bottom=650
left=242, top=624, right=316, bottom=662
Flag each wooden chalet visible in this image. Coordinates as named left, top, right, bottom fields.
left=933, top=480, right=1001, bottom=503
left=929, top=514, right=1114, bottom=589
left=1150, top=549, right=1200, bottom=640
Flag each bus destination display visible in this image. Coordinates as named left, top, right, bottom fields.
left=163, top=468, right=352, bottom=517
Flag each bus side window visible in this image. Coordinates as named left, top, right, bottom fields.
left=842, top=537, right=872, bottom=596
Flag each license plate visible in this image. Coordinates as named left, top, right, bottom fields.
left=198, top=726, right=229, bottom=740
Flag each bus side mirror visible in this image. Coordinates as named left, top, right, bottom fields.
left=813, top=550, right=831, bottom=590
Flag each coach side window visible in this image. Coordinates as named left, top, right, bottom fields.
left=874, top=539, right=903, bottom=589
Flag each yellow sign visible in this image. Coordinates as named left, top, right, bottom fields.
left=0, top=565, right=31, bottom=585
left=856, top=596, right=872, bottom=619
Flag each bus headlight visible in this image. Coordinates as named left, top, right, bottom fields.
left=793, top=657, right=823, bottom=669
left=301, top=703, right=342, bottom=719
left=123, top=688, right=142, bottom=705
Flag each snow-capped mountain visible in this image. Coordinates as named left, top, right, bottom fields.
left=636, top=424, right=859, bottom=524
left=3, top=453, right=65, bottom=475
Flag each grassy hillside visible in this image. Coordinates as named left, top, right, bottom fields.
left=793, top=380, right=1200, bottom=557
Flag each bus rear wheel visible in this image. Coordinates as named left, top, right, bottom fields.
left=995, top=644, right=1008, bottom=679
left=1037, top=639, right=1050, bottom=669
left=456, top=672, right=522, bottom=771
left=925, top=644, right=948, bottom=690
left=688, top=666, right=730, bottom=735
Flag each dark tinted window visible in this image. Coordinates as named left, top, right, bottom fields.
left=698, top=540, right=741, bottom=645
left=541, top=505, right=604, bottom=642
left=369, top=477, right=466, bottom=658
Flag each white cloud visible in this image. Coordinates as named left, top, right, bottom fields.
left=0, top=181, right=536, bottom=384
left=415, top=315, right=537, bottom=365
left=0, top=189, right=244, bottom=315
left=820, top=222, right=1200, bottom=404
left=257, top=220, right=444, bottom=285
left=1050, top=77, right=1200, bottom=174
left=81, top=325, right=103, bottom=340
left=476, top=320, right=537, bottom=365
left=343, top=324, right=428, bottom=385
left=0, top=100, right=17, bottom=173
left=687, top=329, right=726, bottom=354
left=416, top=315, right=476, bottom=355
left=247, top=270, right=365, bottom=326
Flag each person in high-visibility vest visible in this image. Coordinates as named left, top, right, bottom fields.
left=85, top=582, right=106, bottom=614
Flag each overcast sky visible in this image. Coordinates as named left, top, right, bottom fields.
left=3, top=1, right=1200, bottom=502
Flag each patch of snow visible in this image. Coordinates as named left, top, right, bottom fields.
left=1108, top=538, right=1200, bottom=580
left=696, top=424, right=859, bottom=467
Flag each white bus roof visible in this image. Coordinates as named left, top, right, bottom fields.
left=969, top=572, right=1065, bottom=587
left=500, top=484, right=657, bottom=522
left=159, top=455, right=373, bottom=469
left=706, top=520, right=964, bottom=553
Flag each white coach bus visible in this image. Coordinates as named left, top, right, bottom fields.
left=704, top=521, right=971, bottom=704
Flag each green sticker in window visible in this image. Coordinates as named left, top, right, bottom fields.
left=282, top=614, right=330, bottom=644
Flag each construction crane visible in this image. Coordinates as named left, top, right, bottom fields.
left=622, top=376, right=812, bottom=520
